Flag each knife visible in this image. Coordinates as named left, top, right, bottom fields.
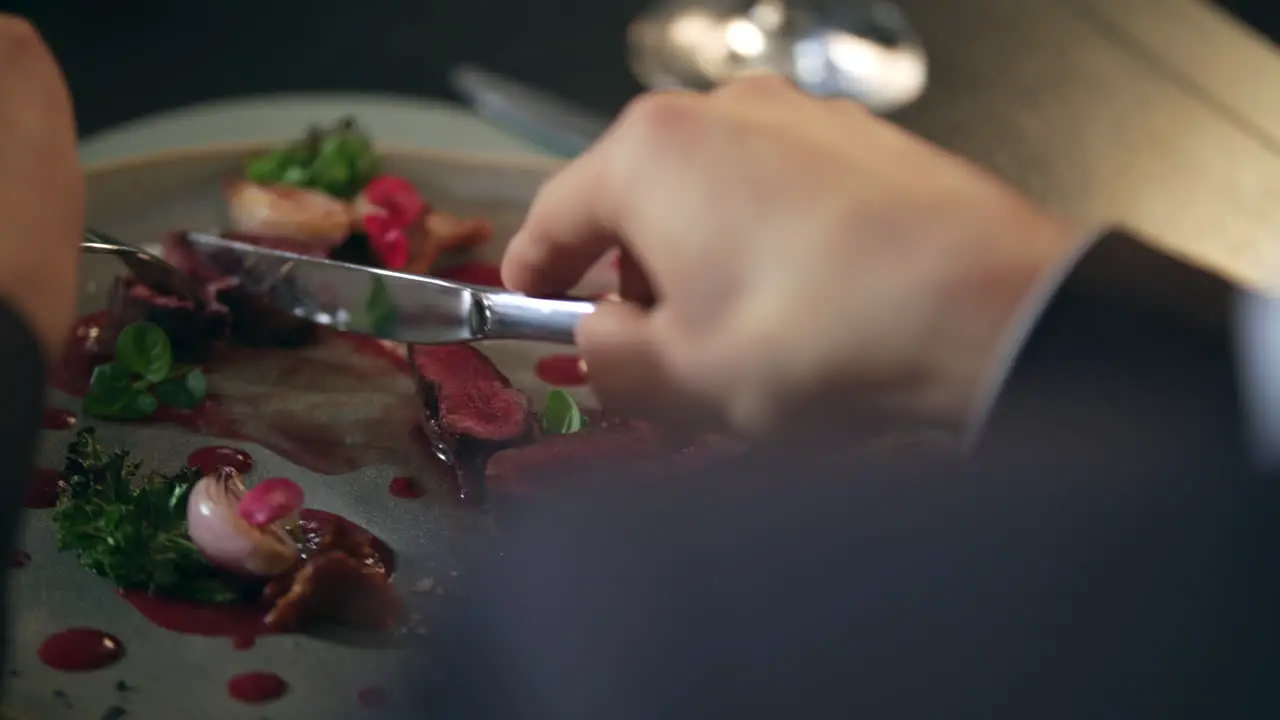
left=449, top=64, right=610, bottom=158
left=183, top=232, right=594, bottom=345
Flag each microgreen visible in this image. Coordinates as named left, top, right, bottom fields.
left=82, top=322, right=208, bottom=421
left=244, top=116, right=378, bottom=199
left=541, top=389, right=586, bottom=435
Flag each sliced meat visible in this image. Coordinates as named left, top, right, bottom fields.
left=409, top=344, right=536, bottom=460
left=107, top=277, right=230, bottom=363
left=485, top=426, right=744, bottom=499
left=161, top=232, right=317, bottom=347
left=484, top=424, right=670, bottom=498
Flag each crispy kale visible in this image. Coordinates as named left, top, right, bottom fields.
left=52, top=428, right=244, bottom=603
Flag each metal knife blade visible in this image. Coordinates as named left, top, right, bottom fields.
left=183, top=232, right=594, bottom=345
left=449, top=64, right=609, bottom=158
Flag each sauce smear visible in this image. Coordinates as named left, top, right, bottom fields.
left=535, top=354, right=588, bottom=387
left=227, top=671, right=288, bottom=704
left=119, top=590, right=269, bottom=640
left=186, top=445, right=254, bottom=475
left=10, top=550, right=30, bottom=568
left=41, top=408, right=77, bottom=431
left=38, top=628, right=124, bottom=671
left=388, top=475, right=425, bottom=499
left=24, top=468, right=64, bottom=509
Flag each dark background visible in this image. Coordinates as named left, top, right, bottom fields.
left=7, top=0, right=1280, bottom=261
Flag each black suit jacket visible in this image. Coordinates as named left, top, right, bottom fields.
left=400, top=230, right=1280, bottom=719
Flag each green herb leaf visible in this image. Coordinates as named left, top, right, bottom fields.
left=153, top=369, right=207, bottom=410
left=243, top=117, right=378, bottom=200
left=89, top=362, right=133, bottom=395
left=83, top=388, right=158, bottom=421
left=53, top=429, right=242, bottom=605
left=360, top=276, right=397, bottom=336
left=541, top=389, right=585, bottom=435
left=114, top=322, right=172, bottom=382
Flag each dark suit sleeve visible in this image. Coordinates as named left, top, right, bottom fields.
left=0, top=302, right=48, bottom=687
left=396, top=229, right=1280, bottom=720
left=976, top=228, right=1246, bottom=462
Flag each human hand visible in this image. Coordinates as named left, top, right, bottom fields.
left=0, top=16, right=83, bottom=363
left=502, top=76, right=1082, bottom=437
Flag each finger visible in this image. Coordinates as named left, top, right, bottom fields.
left=503, top=90, right=700, bottom=297
left=617, top=248, right=656, bottom=308
left=501, top=149, right=621, bottom=296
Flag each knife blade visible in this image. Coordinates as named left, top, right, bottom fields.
left=449, top=64, right=610, bottom=158
left=183, top=232, right=594, bottom=345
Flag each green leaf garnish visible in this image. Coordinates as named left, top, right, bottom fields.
left=53, top=429, right=243, bottom=604
left=541, top=389, right=585, bottom=435
left=153, top=369, right=207, bottom=410
left=83, top=322, right=209, bottom=421
left=243, top=116, right=379, bottom=199
left=114, top=321, right=172, bottom=382
left=359, top=275, right=397, bottom=337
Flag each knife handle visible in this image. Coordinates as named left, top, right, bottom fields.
left=480, top=292, right=596, bottom=345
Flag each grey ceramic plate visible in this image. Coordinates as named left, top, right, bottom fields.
left=3, top=145, right=615, bottom=720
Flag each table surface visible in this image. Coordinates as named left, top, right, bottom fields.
left=16, top=0, right=1280, bottom=279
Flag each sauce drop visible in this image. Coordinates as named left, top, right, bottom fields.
left=227, top=671, right=288, bottom=704
left=10, top=550, right=30, bottom=568
left=435, top=262, right=504, bottom=288
left=388, top=475, right=425, bottom=499
left=534, top=354, right=588, bottom=387
left=38, top=628, right=124, bottom=671
left=357, top=685, right=389, bottom=708
left=232, top=634, right=256, bottom=651
left=24, top=468, right=64, bottom=509
left=41, top=408, right=77, bottom=431
left=186, top=445, right=254, bottom=475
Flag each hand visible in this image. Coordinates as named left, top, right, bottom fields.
left=502, top=76, right=1082, bottom=437
left=0, top=16, right=83, bottom=363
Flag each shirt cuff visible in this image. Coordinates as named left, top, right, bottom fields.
left=961, top=227, right=1109, bottom=449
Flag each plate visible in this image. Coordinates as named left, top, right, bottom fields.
left=3, top=143, right=605, bottom=720
left=79, top=93, right=548, bottom=166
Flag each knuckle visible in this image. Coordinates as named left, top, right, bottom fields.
left=616, top=91, right=701, bottom=143
left=715, top=72, right=796, bottom=98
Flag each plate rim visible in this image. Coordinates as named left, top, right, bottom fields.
left=84, top=140, right=565, bottom=177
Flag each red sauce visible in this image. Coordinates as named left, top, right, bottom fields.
left=357, top=685, right=389, bottom=707
left=24, top=468, right=64, bottom=509
left=119, top=589, right=270, bottom=640
left=534, top=354, right=588, bottom=387
left=41, top=408, right=77, bottom=431
left=120, top=509, right=394, bottom=638
left=38, top=628, right=125, bottom=671
left=388, top=475, right=425, bottom=499
left=435, top=262, right=504, bottom=288
left=10, top=550, right=31, bottom=568
left=47, top=311, right=111, bottom=396
left=186, top=446, right=254, bottom=475
left=227, top=671, right=288, bottom=704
